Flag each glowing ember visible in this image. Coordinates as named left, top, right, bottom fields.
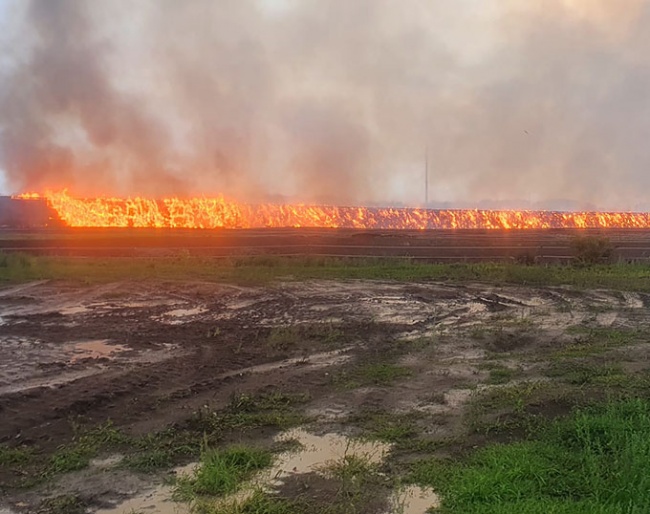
left=15, top=191, right=650, bottom=230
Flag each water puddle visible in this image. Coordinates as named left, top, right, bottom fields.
left=69, top=340, right=128, bottom=363
left=391, top=485, right=440, bottom=514
left=157, top=307, right=208, bottom=325
left=95, top=464, right=196, bottom=514
left=91, top=428, right=438, bottom=514
left=272, top=428, right=390, bottom=481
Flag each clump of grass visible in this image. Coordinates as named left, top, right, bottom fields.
left=335, top=363, right=411, bottom=389
left=122, top=449, right=175, bottom=473
left=0, top=445, right=35, bottom=466
left=411, top=399, right=650, bottom=513
left=36, top=495, right=86, bottom=514
left=483, top=364, right=517, bottom=385
left=197, top=490, right=306, bottom=514
left=352, top=410, right=419, bottom=443
left=267, top=326, right=302, bottom=351
left=175, top=446, right=273, bottom=500
left=189, top=393, right=309, bottom=437
left=45, top=422, right=127, bottom=476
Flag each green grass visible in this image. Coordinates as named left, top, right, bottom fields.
left=189, top=393, right=310, bottom=437
left=175, top=446, right=273, bottom=499
left=4, top=254, right=650, bottom=290
left=44, top=422, right=127, bottom=476
left=411, top=399, right=650, bottom=513
left=0, top=445, right=35, bottom=466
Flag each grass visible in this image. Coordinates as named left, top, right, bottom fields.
left=267, top=324, right=343, bottom=351
left=333, top=363, right=411, bottom=389
left=44, top=422, right=127, bottom=477
left=4, top=254, right=650, bottom=290
left=175, top=446, right=273, bottom=499
left=351, top=410, right=419, bottom=444
left=36, top=495, right=86, bottom=514
left=410, top=399, right=650, bottom=513
left=0, top=445, right=35, bottom=466
left=203, top=490, right=306, bottom=514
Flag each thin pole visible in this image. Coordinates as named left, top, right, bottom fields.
left=425, top=147, right=429, bottom=208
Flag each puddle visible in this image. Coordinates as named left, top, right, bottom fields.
left=272, top=428, right=390, bottom=482
left=95, top=463, right=196, bottom=514
left=164, top=307, right=207, bottom=317
left=391, top=485, right=440, bottom=514
left=69, top=340, right=128, bottom=363
left=157, top=306, right=208, bottom=325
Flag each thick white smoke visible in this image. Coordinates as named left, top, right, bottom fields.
left=1, top=0, right=649, bottom=210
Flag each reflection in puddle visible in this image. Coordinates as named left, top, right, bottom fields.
left=391, top=485, right=440, bottom=514
left=70, top=340, right=128, bottom=363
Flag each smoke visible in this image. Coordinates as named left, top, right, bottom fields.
left=1, top=0, right=649, bottom=209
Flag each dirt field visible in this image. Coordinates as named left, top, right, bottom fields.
left=3, top=227, right=650, bottom=263
left=1, top=273, right=650, bottom=513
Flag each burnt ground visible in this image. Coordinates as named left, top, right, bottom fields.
left=1, top=278, right=650, bottom=513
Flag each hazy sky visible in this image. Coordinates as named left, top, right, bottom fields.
left=1, top=0, right=650, bottom=210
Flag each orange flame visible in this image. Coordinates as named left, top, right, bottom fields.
left=18, top=190, right=650, bottom=230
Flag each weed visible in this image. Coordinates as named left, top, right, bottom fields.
left=411, top=399, right=650, bottom=513
left=5, top=255, right=650, bottom=292
left=482, top=364, right=517, bottom=385
left=0, top=445, right=35, bottom=466
left=194, top=490, right=305, bottom=514
left=123, top=449, right=175, bottom=473
left=36, top=495, right=86, bottom=514
left=188, top=393, right=309, bottom=441
left=334, top=363, right=411, bottom=389
left=267, top=326, right=302, bottom=351
left=175, top=446, right=273, bottom=500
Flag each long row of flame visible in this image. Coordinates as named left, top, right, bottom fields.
left=14, top=191, right=650, bottom=230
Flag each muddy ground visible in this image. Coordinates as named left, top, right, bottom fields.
left=1, top=278, right=650, bottom=513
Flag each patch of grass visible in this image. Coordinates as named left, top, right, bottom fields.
left=36, top=495, right=86, bottom=514
left=481, top=363, right=517, bottom=385
left=353, top=411, right=419, bottom=443
left=5, top=255, right=650, bottom=291
left=324, top=453, right=385, bottom=513
left=0, top=445, right=35, bottom=466
left=411, top=399, right=650, bottom=513
left=175, top=446, right=273, bottom=500
left=195, top=490, right=306, bottom=514
left=189, top=393, right=310, bottom=437
left=551, top=327, right=643, bottom=360
left=267, top=326, right=302, bottom=351
left=122, top=449, right=175, bottom=473
left=44, top=421, right=127, bottom=476
left=334, top=363, right=411, bottom=389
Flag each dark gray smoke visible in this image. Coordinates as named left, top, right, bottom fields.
left=1, top=0, right=649, bottom=209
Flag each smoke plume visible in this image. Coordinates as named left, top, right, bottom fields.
left=1, top=0, right=649, bottom=209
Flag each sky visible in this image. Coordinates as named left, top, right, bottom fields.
left=1, top=0, right=650, bottom=210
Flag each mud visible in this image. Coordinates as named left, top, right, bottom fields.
left=2, top=278, right=650, bottom=512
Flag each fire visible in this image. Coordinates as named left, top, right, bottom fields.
left=17, top=190, right=650, bottom=230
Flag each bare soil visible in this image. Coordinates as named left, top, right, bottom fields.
left=1, top=278, right=650, bottom=513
